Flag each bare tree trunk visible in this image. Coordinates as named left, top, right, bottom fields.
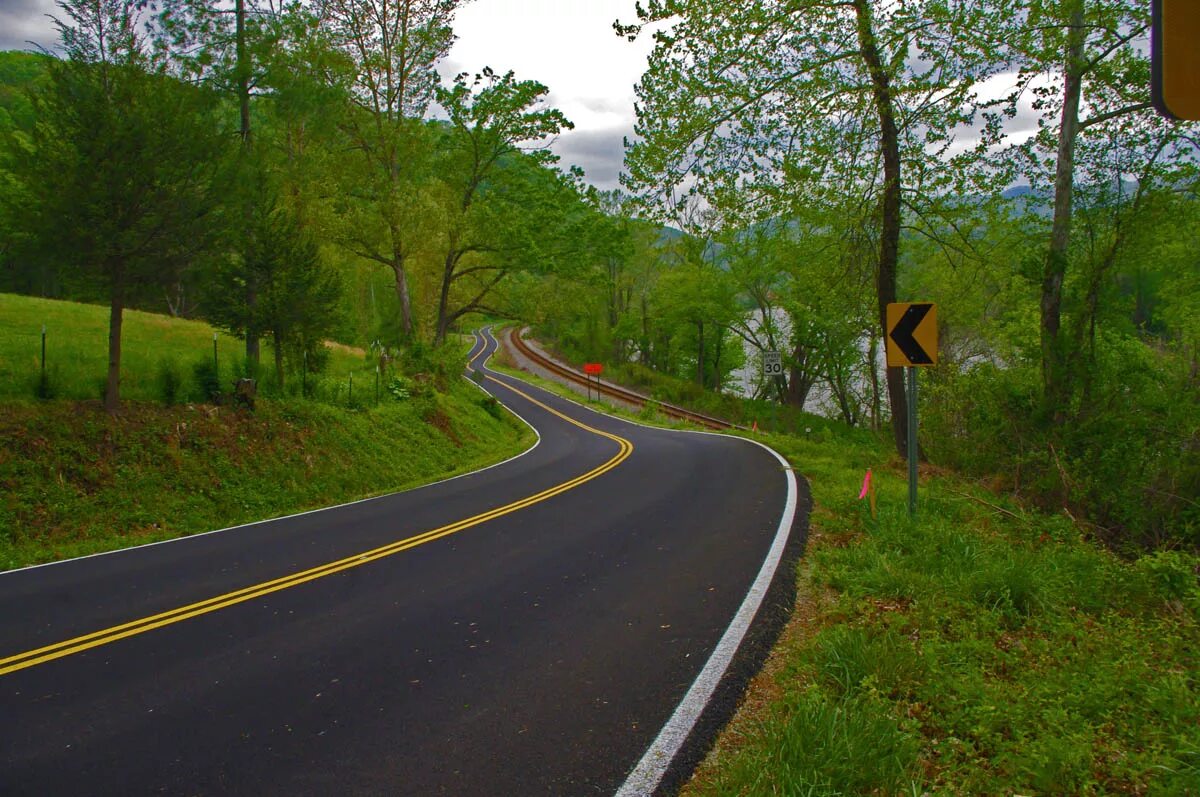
left=105, top=281, right=124, bottom=413
left=273, top=330, right=285, bottom=388
left=1041, top=1, right=1086, bottom=424
left=391, top=236, right=414, bottom=340
left=236, top=0, right=250, bottom=146
left=854, top=0, right=907, bottom=456
left=236, top=0, right=260, bottom=373
left=245, top=281, right=260, bottom=373
left=787, top=340, right=812, bottom=408
left=434, top=247, right=455, bottom=346
left=867, top=329, right=881, bottom=431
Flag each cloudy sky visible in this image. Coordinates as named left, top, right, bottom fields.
left=0, top=0, right=651, bottom=190
left=443, top=1, right=652, bottom=191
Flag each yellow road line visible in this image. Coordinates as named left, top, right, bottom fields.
left=0, top=373, right=632, bottom=677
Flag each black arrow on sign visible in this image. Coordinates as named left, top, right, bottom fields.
left=890, top=303, right=934, bottom=365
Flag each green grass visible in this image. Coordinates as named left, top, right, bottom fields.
left=0, top=296, right=536, bottom=569
left=0, top=379, right=534, bottom=569
left=496, top=335, right=1200, bottom=795
left=683, top=428, right=1200, bottom=796
left=0, top=293, right=380, bottom=403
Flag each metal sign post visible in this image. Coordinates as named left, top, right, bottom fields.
left=886, top=303, right=938, bottom=517
left=584, top=363, right=603, bottom=401
left=907, top=367, right=918, bottom=516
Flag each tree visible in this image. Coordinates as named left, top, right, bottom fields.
left=320, top=0, right=463, bottom=341
left=430, top=67, right=573, bottom=344
left=985, top=0, right=1200, bottom=422
left=205, top=187, right=343, bottom=387
left=10, top=0, right=224, bottom=412
left=619, top=0, right=1006, bottom=456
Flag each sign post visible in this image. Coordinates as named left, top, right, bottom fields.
left=886, top=303, right=938, bottom=516
left=584, top=363, right=603, bottom=401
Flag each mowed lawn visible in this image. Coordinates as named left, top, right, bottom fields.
left=0, top=293, right=376, bottom=402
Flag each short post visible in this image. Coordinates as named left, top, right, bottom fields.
left=907, top=366, right=918, bottom=517
left=375, top=365, right=380, bottom=404
left=212, top=332, right=219, bottom=377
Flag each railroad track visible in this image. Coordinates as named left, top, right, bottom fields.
left=504, top=327, right=743, bottom=432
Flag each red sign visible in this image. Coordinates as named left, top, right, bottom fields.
left=584, top=363, right=603, bottom=375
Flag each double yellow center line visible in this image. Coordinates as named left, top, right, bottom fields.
left=0, top=376, right=632, bottom=677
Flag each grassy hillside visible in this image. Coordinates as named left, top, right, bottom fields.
left=492, top=349, right=1200, bottom=796
left=0, top=293, right=378, bottom=403
left=0, top=294, right=534, bottom=569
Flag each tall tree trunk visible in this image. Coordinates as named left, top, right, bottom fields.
left=245, top=280, right=260, bottom=374
left=273, top=330, right=285, bottom=388
left=237, top=0, right=260, bottom=372
left=854, top=0, right=907, bottom=457
left=434, top=247, right=456, bottom=346
left=1042, top=1, right=1086, bottom=424
left=867, top=329, right=881, bottom=431
left=640, top=295, right=651, bottom=363
left=105, top=278, right=124, bottom=414
left=390, top=230, right=414, bottom=340
left=236, top=0, right=251, bottom=146
left=786, top=340, right=811, bottom=408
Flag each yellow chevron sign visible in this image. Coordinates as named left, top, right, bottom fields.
left=886, top=303, right=938, bottom=368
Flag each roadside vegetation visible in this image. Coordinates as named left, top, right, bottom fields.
left=685, top=429, right=1199, bottom=796
left=496, top=348, right=1200, bottom=795
left=0, top=295, right=533, bottom=570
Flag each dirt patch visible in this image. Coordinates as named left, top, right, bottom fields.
left=324, top=340, right=366, bottom=357
left=424, top=407, right=461, bottom=446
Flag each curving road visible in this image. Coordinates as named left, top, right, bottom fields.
left=0, top=328, right=808, bottom=796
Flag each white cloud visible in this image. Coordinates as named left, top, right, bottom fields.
left=441, top=0, right=651, bottom=190
left=0, top=0, right=58, bottom=51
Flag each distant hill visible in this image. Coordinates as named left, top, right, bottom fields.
left=0, top=50, right=51, bottom=135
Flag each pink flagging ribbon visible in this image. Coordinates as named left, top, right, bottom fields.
left=858, top=469, right=872, bottom=500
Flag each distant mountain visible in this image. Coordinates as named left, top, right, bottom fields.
left=1002, top=185, right=1034, bottom=200
left=0, top=50, right=51, bottom=135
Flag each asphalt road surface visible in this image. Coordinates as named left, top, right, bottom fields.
left=0, top=329, right=807, bottom=796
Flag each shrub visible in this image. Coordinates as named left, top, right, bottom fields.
left=157, top=359, right=183, bottom=405
left=192, top=358, right=221, bottom=403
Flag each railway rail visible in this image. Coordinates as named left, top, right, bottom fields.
left=503, top=327, right=743, bottom=432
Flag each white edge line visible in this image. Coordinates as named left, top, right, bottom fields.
left=614, top=438, right=796, bottom=797
left=488, top=327, right=800, bottom=797
left=1, top=331, right=542, bottom=577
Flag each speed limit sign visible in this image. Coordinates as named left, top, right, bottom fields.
left=762, top=351, right=783, bottom=377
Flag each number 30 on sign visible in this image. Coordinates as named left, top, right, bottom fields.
left=762, top=351, right=783, bottom=377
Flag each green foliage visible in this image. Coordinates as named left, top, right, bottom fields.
left=0, top=377, right=534, bottom=569
left=924, top=338, right=1200, bottom=551
left=0, top=293, right=380, bottom=405
left=689, top=425, right=1200, bottom=796
left=156, top=359, right=184, bottom=405
left=191, top=357, right=222, bottom=403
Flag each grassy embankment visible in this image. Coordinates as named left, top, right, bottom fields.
left=0, top=294, right=534, bottom=570
left=493, top=340, right=1200, bottom=795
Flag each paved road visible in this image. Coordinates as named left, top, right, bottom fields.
left=0, top=329, right=807, bottom=796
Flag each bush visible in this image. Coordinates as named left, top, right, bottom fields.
left=192, top=358, right=222, bottom=404
left=157, top=359, right=183, bottom=405
left=923, top=340, right=1200, bottom=552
